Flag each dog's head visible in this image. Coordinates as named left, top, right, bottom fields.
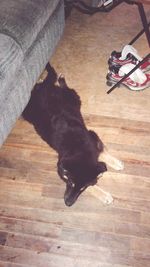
left=57, top=157, right=107, bottom=206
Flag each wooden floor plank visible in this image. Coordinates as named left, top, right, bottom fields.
left=0, top=202, right=142, bottom=225
left=0, top=261, right=35, bottom=267
left=0, top=242, right=141, bottom=267
left=0, top=245, right=132, bottom=267
left=0, top=217, right=62, bottom=239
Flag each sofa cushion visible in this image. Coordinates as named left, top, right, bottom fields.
left=24, top=0, right=65, bottom=88
left=0, top=34, right=24, bottom=105
left=0, top=65, right=31, bottom=147
left=0, top=0, right=60, bottom=55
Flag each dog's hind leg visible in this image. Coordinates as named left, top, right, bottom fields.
left=99, top=147, right=124, bottom=171
left=45, top=63, right=58, bottom=85
left=58, top=74, right=68, bottom=88
left=87, top=185, right=113, bottom=205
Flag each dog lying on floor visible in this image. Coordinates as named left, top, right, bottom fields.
left=23, top=64, right=124, bottom=206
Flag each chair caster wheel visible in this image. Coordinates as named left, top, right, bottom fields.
left=106, top=80, right=113, bottom=86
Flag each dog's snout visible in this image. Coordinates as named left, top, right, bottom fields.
left=64, top=195, right=74, bottom=207
left=64, top=182, right=88, bottom=207
left=64, top=182, right=76, bottom=206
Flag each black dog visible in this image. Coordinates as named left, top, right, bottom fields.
left=23, top=64, right=122, bottom=206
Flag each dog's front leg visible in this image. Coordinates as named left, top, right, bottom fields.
left=99, top=147, right=124, bottom=171
left=87, top=185, right=113, bottom=205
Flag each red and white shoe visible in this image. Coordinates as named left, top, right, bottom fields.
left=108, top=45, right=150, bottom=73
left=106, top=63, right=150, bottom=91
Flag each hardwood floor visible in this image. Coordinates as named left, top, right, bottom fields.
left=0, top=3, right=150, bottom=267
left=0, top=115, right=150, bottom=267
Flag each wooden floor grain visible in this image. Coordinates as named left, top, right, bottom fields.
left=0, top=115, right=150, bottom=267
left=0, top=3, right=150, bottom=267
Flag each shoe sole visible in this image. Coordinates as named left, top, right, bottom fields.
left=106, top=75, right=150, bottom=91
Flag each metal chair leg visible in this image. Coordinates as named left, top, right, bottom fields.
left=137, top=3, right=150, bottom=47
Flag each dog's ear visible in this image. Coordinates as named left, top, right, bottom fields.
left=97, top=161, right=107, bottom=174
left=88, top=130, right=104, bottom=152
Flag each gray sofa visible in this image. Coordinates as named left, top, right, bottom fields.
left=0, top=0, right=65, bottom=147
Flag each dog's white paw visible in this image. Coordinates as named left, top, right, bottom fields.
left=107, top=156, right=124, bottom=171
left=114, top=159, right=124, bottom=171
left=99, top=149, right=124, bottom=171
left=58, top=73, right=64, bottom=79
left=102, top=192, right=113, bottom=205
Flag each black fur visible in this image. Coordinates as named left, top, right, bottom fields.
left=22, top=64, right=107, bottom=206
